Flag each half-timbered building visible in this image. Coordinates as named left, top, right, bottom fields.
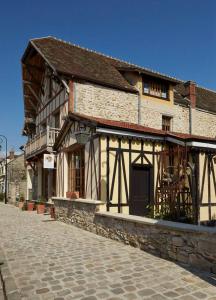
left=21, top=36, right=216, bottom=223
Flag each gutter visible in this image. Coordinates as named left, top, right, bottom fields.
left=182, top=96, right=192, bottom=134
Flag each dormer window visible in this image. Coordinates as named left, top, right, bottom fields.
left=143, top=79, right=169, bottom=100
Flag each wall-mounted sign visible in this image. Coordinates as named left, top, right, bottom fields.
left=43, top=154, right=55, bottom=169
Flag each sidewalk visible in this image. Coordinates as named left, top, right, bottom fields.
left=0, top=203, right=216, bottom=299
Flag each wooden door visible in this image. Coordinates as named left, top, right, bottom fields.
left=129, top=164, right=153, bottom=216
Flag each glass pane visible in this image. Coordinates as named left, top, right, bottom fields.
left=144, top=82, right=149, bottom=93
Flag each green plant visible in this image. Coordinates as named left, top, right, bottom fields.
left=0, top=193, right=4, bottom=202
left=19, top=193, right=25, bottom=202
left=37, top=196, right=46, bottom=204
left=146, top=204, right=194, bottom=224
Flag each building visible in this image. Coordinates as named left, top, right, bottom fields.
left=7, top=152, right=27, bottom=204
left=21, top=36, right=216, bottom=223
left=0, top=157, right=6, bottom=197
left=0, top=151, right=17, bottom=201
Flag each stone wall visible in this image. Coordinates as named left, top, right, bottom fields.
left=95, top=212, right=216, bottom=274
left=193, top=109, right=216, bottom=138
left=53, top=197, right=216, bottom=274
left=140, top=100, right=190, bottom=134
left=75, top=82, right=138, bottom=124
left=75, top=81, right=216, bottom=138
left=7, top=154, right=27, bottom=204
left=53, top=197, right=105, bottom=233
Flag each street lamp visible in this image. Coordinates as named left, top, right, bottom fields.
left=0, top=135, right=8, bottom=204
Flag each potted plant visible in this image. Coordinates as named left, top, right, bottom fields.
left=50, top=205, right=55, bottom=219
left=27, top=201, right=35, bottom=211
left=66, top=191, right=80, bottom=199
left=36, top=196, right=46, bottom=214
left=18, top=193, right=25, bottom=210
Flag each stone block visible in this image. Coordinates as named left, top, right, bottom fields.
left=172, top=236, right=184, bottom=247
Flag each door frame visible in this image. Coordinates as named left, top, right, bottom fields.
left=129, top=163, right=154, bottom=216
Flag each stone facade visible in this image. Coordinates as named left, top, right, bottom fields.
left=75, top=82, right=138, bottom=123
left=193, top=109, right=216, bottom=138
left=53, top=197, right=105, bottom=233
left=7, top=154, right=27, bottom=204
left=75, top=80, right=216, bottom=138
left=95, top=212, right=216, bottom=274
left=53, top=197, right=216, bottom=274
left=140, top=100, right=190, bottom=133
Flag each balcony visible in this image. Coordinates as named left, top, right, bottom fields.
left=25, top=126, right=60, bottom=158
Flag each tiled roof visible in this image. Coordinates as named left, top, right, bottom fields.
left=23, top=36, right=180, bottom=94
left=23, top=36, right=216, bottom=114
left=69, top=112, right=216, bottom=143
left=174, top=84, right=216, bottom=113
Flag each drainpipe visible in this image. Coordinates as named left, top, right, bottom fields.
left=134, top=86, right=141, bottom=125
left=184, top=97, right=192, bottom=135
left=73, top=82, right=77, bottom=113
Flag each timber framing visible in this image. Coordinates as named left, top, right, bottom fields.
left=54, top=112, right=216, bottom=224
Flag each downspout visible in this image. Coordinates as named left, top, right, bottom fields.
left=73, top=81, right=77, bottom=113
left=135, top=86, right=141, bottom=125
left=184, top=97, right=192, bottom=135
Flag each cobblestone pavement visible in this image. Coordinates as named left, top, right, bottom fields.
left=0, top=204, right=216, bottom=300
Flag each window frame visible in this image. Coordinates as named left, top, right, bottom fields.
left=162, top=115, right=172, bottom=132
left=68, top=147, right=85, bottom=198
left=142, top=78, right=170, bottom=101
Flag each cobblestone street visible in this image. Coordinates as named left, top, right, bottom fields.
left=0, top=204, right=216, bottom=300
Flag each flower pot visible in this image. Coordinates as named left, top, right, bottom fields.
left=27, top=202, right=34, bottom=211
left=66, top=191, right=79, bottom=199
left=18, top=202, right=24, bottom=210
left=37, top=204, right=45, bottom=214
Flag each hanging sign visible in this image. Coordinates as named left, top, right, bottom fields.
left=43, top=154, right=55, bottom=169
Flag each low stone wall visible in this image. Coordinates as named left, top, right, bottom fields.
left=52, top=197, right=105, bottom=233
left=53, top=197, right=216, bottom=273
left=95, top=212, right=216, bottom=273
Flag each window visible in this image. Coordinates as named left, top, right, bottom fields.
left=40, top=121, right=46, bottom=132
left=68, top=148, right=85, bottom=197
left=143, top=79, right=169, bottom=99
left=162, top=116, right=172, bottom=131
left=54, top=111, right=60, bottom=129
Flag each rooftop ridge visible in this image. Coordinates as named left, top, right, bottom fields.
left=50, top=36, right=183, bottom=83
left=196, top=84, right=216, bottom=95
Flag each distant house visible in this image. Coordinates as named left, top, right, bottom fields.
left=7, top=152, right=27, bottom=204
left=0, top=157, right=6, bottom=195
left=0, top=151, right=17, bottom=201
left=21, top=36, right=216, bottom=223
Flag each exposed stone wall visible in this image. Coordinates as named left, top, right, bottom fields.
left=75, top=82, right=138, bottom=123
left=95, top=212, right=216, bottom=274
left=140, top=100, right=190, bottom=133
left=53, top=197, right=216, bottom=274
left=7, top=154, right=27, bottom=204
left=53, top=197, right=104, bottom=233
left=75, top=81, right=216, bottom=138
left=193, top=109, right=216, bottom=138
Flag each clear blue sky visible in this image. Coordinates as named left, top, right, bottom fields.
left=0, top=0, right=215, bottom=153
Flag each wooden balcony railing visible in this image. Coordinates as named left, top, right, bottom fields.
left=25, top=126, right=60, bottom=157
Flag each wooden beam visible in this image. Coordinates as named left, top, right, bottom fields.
left=26, top=97, right=37, bottom=110
left=23, top=63, right=44, bottom=73
left=23, top=80, right=41, bottom=87
left=26, top=84, right=44, bottom=106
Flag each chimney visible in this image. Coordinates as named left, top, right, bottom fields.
left=184, top=81, right=196, bottom=108
left=9, top=150, right=15, bottom=160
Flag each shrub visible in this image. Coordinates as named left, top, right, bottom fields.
left=0, top=193, right=5, bottom=202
